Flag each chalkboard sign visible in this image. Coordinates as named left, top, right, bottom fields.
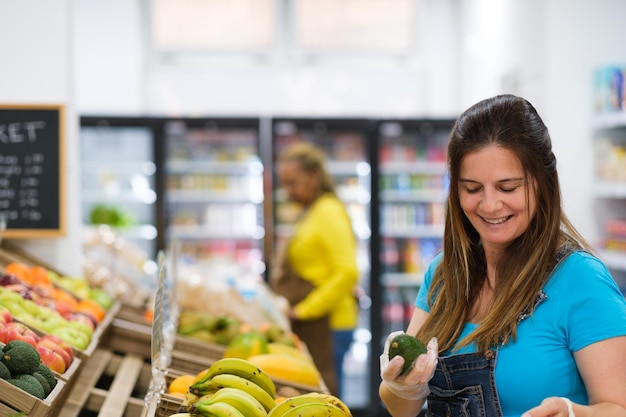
left=0, top=104, right=65, bottom=238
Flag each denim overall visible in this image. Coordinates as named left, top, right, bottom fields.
left=425, top=245, right=575, bottom=417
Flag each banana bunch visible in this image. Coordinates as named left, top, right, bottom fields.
left=173, top=357, right=277, bottom=417
left=267, top=392, right=352, bottom=417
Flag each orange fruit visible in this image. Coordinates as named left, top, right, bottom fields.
left=168, top=374, right=196, bottom=394
left=74, top=298, right=106, bottom=323
left=5, top=262, right=31, bottom=283
left=29, top=266, right=50, bottom=286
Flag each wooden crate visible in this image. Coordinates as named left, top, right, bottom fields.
left=0, top=375, right=66, bottom=417
left=99, top=317, right=152, bottom=360
left=172, top=335, right=226, bottom=362
left=57, top=347, right=152, bottom=417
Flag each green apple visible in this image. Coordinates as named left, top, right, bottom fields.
left=0, top=290, right=26, bottom=306
left=1, top=300, right=29, bottom=318
left=49, top=326, right=91, bottom=351
left=67, top=319, right=94, bottom=339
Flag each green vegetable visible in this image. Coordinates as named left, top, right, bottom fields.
left=388, top=334, right=428, bottom=375
left=1, top=340, right=41, bottom=376
left=34, top=363, right=57, bottom=390
left=31, top=372, right=51, bottom=396
left=0, top=361, right=11, bottom=380
left=8, top=374, right=45, bottom=399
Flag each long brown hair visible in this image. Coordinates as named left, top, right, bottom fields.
left=416, top=94, right=593, bottom=353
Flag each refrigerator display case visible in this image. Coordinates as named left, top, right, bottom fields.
left=79, top=118, right=160, bottom=261
left=162, top=118, right=265, bottom=274
left=269, top=118, right=374, bottom=411
left=375, top=119, right=454, bottom=340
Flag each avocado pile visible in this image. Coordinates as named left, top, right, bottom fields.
left=388, top=333, right=428, bottom=375
left=1, top=340, right=57, bottom=399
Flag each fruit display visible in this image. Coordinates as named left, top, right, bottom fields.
left=164, top=357, right=352, bottom=417
left=177, top=309, right=242, bottom=345
left=0, top=340, right=58, bottom=399
left=0, top=305, right=75, bottom=374
left=0, top=262, right=116, bottom=353
left=175, top=357, right=277, bottom=416
left=388, top=333, right=427, bottom=375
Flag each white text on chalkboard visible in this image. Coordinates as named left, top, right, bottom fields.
left=0, top=121, right=46, bottom=143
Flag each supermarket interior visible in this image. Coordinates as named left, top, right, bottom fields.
left=1, top=1, right=626, bottom=417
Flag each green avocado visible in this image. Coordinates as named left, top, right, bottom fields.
left=0, top=361, right=11, bottom=380
left=9, top=374, right=46, bottom=399
left=34, top=363, right=57, bottom=391
left=32, top=372, right=51, bottom=397
left=388, top=334, right=428, bottom=375
left=1, top=340, right=41, bottom=376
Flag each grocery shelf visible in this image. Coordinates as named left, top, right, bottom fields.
left=594, top=181, right=626, bottom=198
left=380, top=224, right=444, bottom=238
left=166, top=189, right=263, bottom=203
left=380, top=189, right=447, bottom=202
left=379, top=161, right=447, bottom=175
left=166, top=159, right=263, bottom=174
left=381, top=272, right=425, bottom=287
left=168, top=225, right=266, bottom=240
left=592, top=112, right=626, bottom=130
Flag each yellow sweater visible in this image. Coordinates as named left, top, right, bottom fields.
left=287, top=193, right=360, bottom=330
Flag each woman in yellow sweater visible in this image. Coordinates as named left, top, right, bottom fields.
left=271, top=141, right=360, bottom=397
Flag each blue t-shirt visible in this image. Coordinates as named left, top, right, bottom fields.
left=416, top=251, right=626, bottom=417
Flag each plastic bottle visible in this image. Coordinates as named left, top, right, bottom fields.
left=382, top=286, right=405, bottom=337
left=381, top=237, right=399, bottom=274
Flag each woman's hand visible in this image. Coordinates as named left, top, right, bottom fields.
left=522, top=397, right=575, bottom=417
left=379, top=331, right=438, bottom=400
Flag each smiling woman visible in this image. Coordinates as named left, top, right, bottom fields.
left=379, top=94, right=626, bottom=417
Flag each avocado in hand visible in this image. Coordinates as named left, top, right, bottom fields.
left=388, top=334, right=428, bottom=375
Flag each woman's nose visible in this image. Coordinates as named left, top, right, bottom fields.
left=479, top=189, right=502, bottom=212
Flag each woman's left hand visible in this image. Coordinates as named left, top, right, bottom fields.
left=522, top=397, right=574, bottom=417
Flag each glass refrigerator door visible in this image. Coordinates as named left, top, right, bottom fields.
left=163, top=119, right=265, bottom=274
left=80, top=123, right=158, bottom=260
left=377, top=120, right=453, bottom=342
left=271, top=118, right=372, bottom=410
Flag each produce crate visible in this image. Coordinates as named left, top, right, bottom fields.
left=172, top=335, right=226, bottom=363
left=57, top=347, right=152, bottom=417
left=99, top=317, right=152, bottom=360
left=0, top=375, right=66, bottom=417
left=115, top=303, right=151, bottom=325
left=155, top=394, right=184, bottom=417
left=168, top=349, right=215, bottom=376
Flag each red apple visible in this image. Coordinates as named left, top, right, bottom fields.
left=0, top=321, right=40, bottom=347
left=0, top=305, right=12, bottom=324
left=36, top=343, right=67, bottom=374
left=38, top=335, right=73, bottom=368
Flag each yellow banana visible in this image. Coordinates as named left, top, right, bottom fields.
left=267, top=395, right=329, bottom=417
left=168, top=414, right=194, bottom=417
left=191, top=373, right=276, bottom=413
left=192, top=357, right=276, bottom=398
left=281, top=402, right=349, bottom=417
left=180, top=390, right=202, bottom=408
left=193, top=387, right=267, bottom=417
left=194, top=401, right=246, bottom=417
left=299, top=392, right=352, bottom=416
